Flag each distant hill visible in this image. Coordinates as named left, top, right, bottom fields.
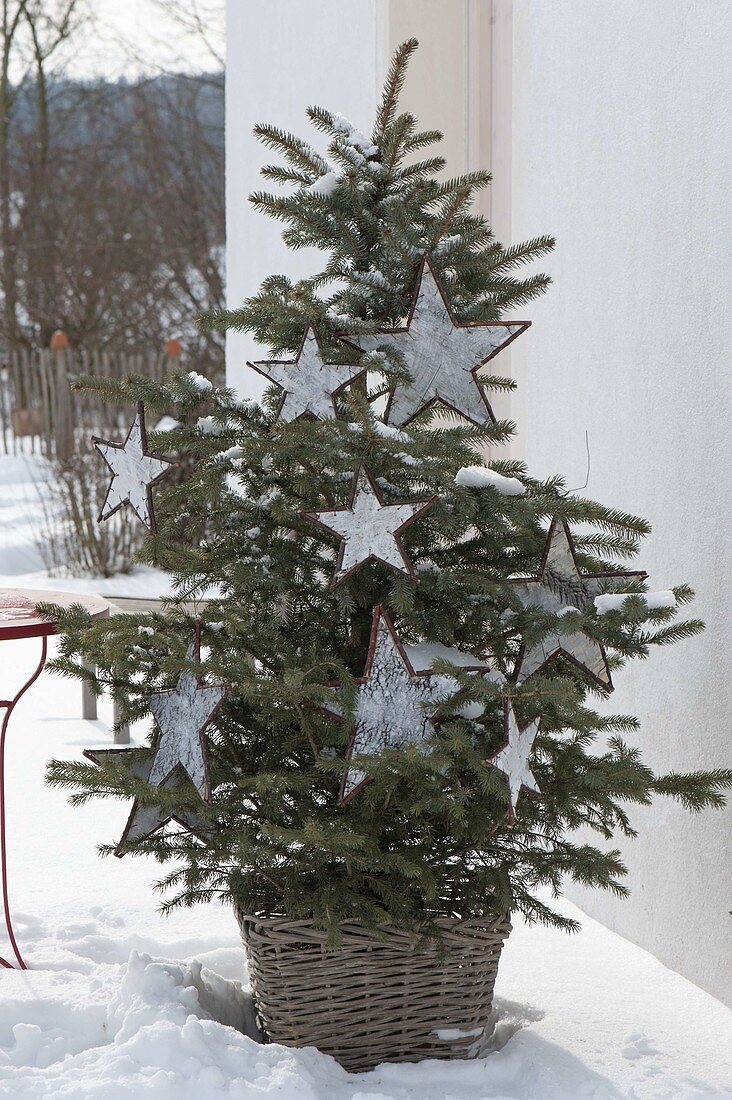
left=2, top=69, right=225, bottom=361
left=9, top=70, right=224, bottom=157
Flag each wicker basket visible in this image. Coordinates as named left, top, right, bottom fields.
left=236, top=909, right=512, bottom=1072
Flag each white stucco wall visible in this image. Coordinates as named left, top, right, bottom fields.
left=225, top=0, right=383, bottom=397
left=505, top=0, right=732, bottom=1005
left=225, top=0, right=491, bottom=398
left=225, top=0, right=731, bottom=1005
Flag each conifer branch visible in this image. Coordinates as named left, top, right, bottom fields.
left=373, top=38, right=419, bottom=140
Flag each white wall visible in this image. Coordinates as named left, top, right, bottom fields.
left=505, top=0, right=732, bottom=1005
left=225, top=0, right=383, bottom=397
left=226, top=0, right=732, bottom=1005
left=225, top=0, right=494, bottom=397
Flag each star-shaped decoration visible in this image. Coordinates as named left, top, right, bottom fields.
left=353, top=252, right=530, bottom=427
left=93, top=403, right=174, bottom=534
left=322, top=606, right=491, bottom=805
left=510, top=518, right=646, bottom=691
left=301, top=467, right=435, bottom=587
left=247, top=325, right=366, bottom=422
left=83, top=747, right=212, bottom=857
left=147, top=634, right=229, bottom=803
left=486, top=701, right=542, bottom=825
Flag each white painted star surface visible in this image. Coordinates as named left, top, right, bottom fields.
left=355, top=253, right=530, bottom=427
left=148, top=641, right=228, bottom=802
left=487, top=702, right=541, bottom=824
left=330, top=608, right=490, bottom=804
left=339, top=613, right=449, bottom=803
left=303, top=467, right=433, bottom=586
left=84, top=748, right=211, bottom=855
left=247, top=325, right=365, bottom=421
left=511, top=519, right=646, bottom=691
left=94, top=405, right=173, bottom=532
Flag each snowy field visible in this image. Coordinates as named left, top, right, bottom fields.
left=0, top=450, right=173, bottom=601
left=0, top=453, right=730, bottom=1098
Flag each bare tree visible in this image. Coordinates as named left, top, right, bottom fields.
left=14, top=75, right=224, bottom=366
left=146, top=0, right=224, bottom=79
left=0, top=1, right=225, bottom=374
left=0, top=0, right=83, bottom=349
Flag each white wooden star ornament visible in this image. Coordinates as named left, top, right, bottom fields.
left=322, top=606, right=491, bottom=805
left=301, top=467, right=435, bottom=587
left=247, top=325, right=366, bottom=422
left=510, top=518, right=646, bottom=691
left=353, top=252, right=530, bottom=427
left=147, top=631, right=229, bottom=803
left=83, top=747, right=212, bottom=856
left=486, top=701, right=542, bottom=825
left=93, top=403, right=174, bottom=534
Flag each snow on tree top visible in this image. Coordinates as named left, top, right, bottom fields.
left=197, top=416, right=222, bottom=435
left=186, top=371, right=214, bottom=393
left=331, top=113, right=378, bottom=157
left=434, top=234, right=462, bottom=256
left=155, top=415, right=182, bottom=432
left=308, top=171, right=340, bottom=197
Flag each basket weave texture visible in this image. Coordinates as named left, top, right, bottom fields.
left=237, top=909, right=512, bottom=1072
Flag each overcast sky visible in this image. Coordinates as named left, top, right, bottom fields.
left=63, top=0, right=225, bottom=81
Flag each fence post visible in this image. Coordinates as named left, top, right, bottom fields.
left=49, top=330, right=68, bottom=351
left=38, top=348, right=54, bottom=457
left=50, top=330, right=74, bottom=462
left=6, top=334, right=186, bottom=458
left=163, top=337, right=182, bottom=383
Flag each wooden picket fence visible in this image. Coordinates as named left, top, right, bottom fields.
left=0, top=334, right=184, bottom=459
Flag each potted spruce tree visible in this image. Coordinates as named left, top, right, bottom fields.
left=48, top=41, right=730, bottom=1072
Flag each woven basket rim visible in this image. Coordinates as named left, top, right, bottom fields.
left=235, top=905, right=512, bottom=940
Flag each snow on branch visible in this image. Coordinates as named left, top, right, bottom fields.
left=455, top=465, right=525, bottom=496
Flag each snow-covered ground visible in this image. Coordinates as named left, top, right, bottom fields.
left=0, top=453, right=730, bottom=1098
left=0, top=449, right=171, bottom=599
